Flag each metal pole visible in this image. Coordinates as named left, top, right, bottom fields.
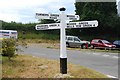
left=59, top=7, right=67, bottom=74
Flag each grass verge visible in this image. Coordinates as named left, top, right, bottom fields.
left=2, top=54, right=107, bottom=78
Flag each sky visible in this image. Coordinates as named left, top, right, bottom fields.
left=0, top=0, right=119, bottom=23
left=0, top=0, right=76, bottom=23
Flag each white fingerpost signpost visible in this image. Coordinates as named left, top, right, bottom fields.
left=59, top=8, right=67, bottom=74
left=35, top=7, right=98, bottom=74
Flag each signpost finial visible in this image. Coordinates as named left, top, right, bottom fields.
left=59, top=7, right=66, bottom=11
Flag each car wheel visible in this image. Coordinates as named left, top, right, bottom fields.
left=91, top=45, right=94, bottom=49
left=66, top=43, right=70, bottom=47
left=81, top=44, right=87, bottom=49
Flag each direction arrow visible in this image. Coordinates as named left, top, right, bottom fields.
left=35, top=20, right=98, bottom=30
left=35, top=13, right=79, bottom=20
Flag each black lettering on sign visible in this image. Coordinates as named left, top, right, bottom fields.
left=67, top=23, right=76, bottom=28
left=50, top=17, right=57, bottom=19
left=76, top=25, right=81, bottom=28
left=67, top=23, right=76, bottom=25
left=50, top=14, right=59, bottom=17
left=67, top=15, right=75, bottom=17
left=67, top=25, right=74, bottom=28
left=69, top=18, right=77, bottom=20
left=79, top=22, right=88, bottom=24
left=83, top=24, right=92, bottom=27
left=37, top=25, right=49, bottom=30
left=49, top=24, right=57, bottom=27
left=36, top=13, right=49, bottom=16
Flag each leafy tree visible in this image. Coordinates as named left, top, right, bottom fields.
left=74, top=2, right=119, bottom=39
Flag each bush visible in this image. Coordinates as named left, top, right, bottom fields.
left=2, top=39, right=17, bottom=60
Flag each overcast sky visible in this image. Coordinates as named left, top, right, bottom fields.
left=0, top=0, right=119, bottom=23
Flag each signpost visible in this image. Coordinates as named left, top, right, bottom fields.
left=35, top=7, right=98, bottom=74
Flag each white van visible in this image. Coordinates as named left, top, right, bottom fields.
left=0, top=30, right=18, bottom=39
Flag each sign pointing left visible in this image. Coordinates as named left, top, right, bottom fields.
left=35, top=13, right=60, bottom=20
left=35, top=23, right=60, bottom=30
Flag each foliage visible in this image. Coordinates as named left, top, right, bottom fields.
left=40, top=19, right=56, bottom=24
left=74, top=2, right=120, bottom=39
left=75, top=2, right=117, bottom=20
left=2, top=21, right=37, bottom=32
left=2, top=39, right=17, bottom=60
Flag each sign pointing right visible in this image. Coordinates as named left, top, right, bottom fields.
left=66, top=20, right=98, bottom=29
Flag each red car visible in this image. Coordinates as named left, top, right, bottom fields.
left=91, top=39, right=116, bottom=49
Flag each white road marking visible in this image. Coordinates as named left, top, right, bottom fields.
left=93, top=53, right=100, bottom=55
left=112, top=56, right=119, bottom=59
left=107, top=75, right=118, bottom=78
left=103, top=54, right=110, bottom=57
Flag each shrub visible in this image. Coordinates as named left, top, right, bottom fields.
left=2, top=39, right=17, bottom=60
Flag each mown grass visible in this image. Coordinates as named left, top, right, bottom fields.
left=2, top=54, right=108, bottom=78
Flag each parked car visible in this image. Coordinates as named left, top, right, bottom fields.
left=66, top=36, right=90, bottom=49
left=90, top=39, right=116, bottom=49
left=113, top=40, right=120, bottom=48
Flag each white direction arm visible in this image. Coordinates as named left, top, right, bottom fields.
left=35, top=20, right=98, bottom=30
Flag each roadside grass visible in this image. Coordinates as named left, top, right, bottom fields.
left=18, top=32, right=59, bottom=40
left=18, top=39, right=59, bottom=44
left=2, top=54, right=108, bottom=78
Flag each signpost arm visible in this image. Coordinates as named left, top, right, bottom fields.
left=59, top=7, right=67, bottom=74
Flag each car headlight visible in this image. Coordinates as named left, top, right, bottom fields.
left=104, top=44, right=111, bottom=47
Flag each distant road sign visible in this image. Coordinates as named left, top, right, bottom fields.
left=35, top=23, right=60, bottom=30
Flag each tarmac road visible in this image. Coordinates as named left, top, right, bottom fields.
left=18, top=43, right=119, bottom=78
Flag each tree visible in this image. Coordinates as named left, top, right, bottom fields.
left=74, top=2, right=119, bottom=39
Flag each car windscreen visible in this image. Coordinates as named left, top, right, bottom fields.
left=114, top=41, right=120, bottom=44
left=101, top=40, right=110, bottom=43
left=74, top=37, right=80, bottom=42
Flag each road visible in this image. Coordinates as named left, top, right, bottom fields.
left=18, top=44, right=119, bottom=78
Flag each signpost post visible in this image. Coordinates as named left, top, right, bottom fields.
left=35, top=7, right=98, bottom=74
left=59, top=7, right=67, bottom=74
